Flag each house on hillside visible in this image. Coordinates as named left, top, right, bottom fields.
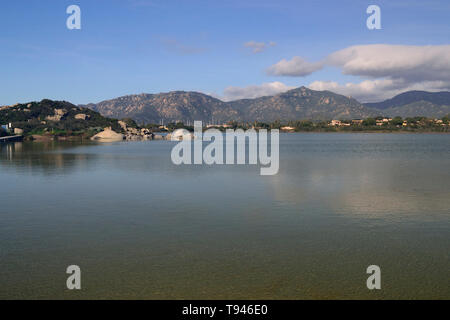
left=206, top=124, right=232, bottom=129
left=330, top=120, right=342, bottom=126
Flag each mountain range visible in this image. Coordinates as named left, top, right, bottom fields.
left=82, top=88, right=450, bottom=123
left=363, top=91, right=450, bottom=119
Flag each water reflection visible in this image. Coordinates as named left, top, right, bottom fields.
left=0, top=141, right=98, bottom=175
left=0, top=134, right=449, bottom=299
left=270, top=137, right=450, bottom=220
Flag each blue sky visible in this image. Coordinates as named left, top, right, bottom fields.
left=1, top=0, right=449, bottom=105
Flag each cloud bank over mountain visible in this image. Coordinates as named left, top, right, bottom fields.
left=221, top=81, right=295, bottom=101
left=266, top=44, right=450, bottom=102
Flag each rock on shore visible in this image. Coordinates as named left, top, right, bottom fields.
left=91, top=127, right=125, bottom=142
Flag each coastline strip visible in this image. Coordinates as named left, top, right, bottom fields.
left=0, top=135, right=24, bottom=143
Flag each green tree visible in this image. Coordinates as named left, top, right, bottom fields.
left=391, top=117, right=403, bottom=126
left=362, top=118, right=376, bottom=126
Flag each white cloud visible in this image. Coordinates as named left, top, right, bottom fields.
left=244, top=41, right=276, bottom=53
left=266, top=56, right=323, bottom=76
left=214, top=79, right=450, bottom=103
left=327, top=44, right=450, bottom=82
left=269, top=44, right=450, bottom=101
left=221, top=81, right=295, bottom=101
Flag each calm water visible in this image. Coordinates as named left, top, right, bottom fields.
left=0, top=133, right=449, bottom=299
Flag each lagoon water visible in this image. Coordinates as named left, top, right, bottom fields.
left=0, top=133, right=449, bottom=299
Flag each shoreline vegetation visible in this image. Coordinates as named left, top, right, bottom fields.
left=1, top=99, right=449, bottom=142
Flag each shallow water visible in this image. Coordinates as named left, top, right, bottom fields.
left=0, top=133, right=449, bottom=299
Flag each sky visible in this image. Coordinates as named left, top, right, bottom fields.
left=0, top=0, right=449, bottom=105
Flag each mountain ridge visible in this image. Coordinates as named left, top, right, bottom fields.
left=80, top=88, right=450, bottom=123
left=228, top=86, right=379, bottom=122
left=81, top=86, right=382, bottom=123
left=364, top=91, right=450, bottom=110
left=363, top=91, right=450, bottom=118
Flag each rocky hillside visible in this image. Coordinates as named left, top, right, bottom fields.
left=229, top=87, right=380, bottom=121
left=83, top=87, right=380, bottom=123
left=363, top=91, right=450, bottom=118
left=82, top=91, right=239, bottom=124
left=380, top=101, right=450, bottom=118
left=364, top=91, right=450, bottom=110
left=0, top=99, right=121, bottom=135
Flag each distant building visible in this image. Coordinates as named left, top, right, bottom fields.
left=206, top=124, right=232, bottom=129
left=330, top=120, right=342, bottom=126
left=280, top=126, right=295, bottom=131
left=14, top=128, right=24, bottom=135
